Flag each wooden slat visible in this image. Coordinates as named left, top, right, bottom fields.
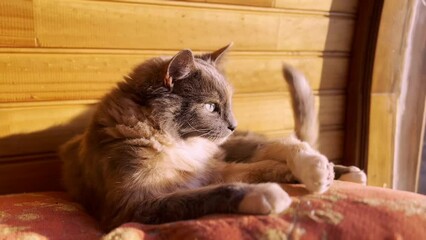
left=176, top=0, right=275, bottom=8
left=228, top=54, right=348, bottom=93
left=274, top=0, right=358, bottom=13
left=176, top=0, right=358, bottom=13
left=0, top=156, right=62, bottom=194
left=265, top=129, right=344, bottom=161
left=0, top=94, right=344, bottom=157
left=0, top=50, right=349, bottom=102
left=0, top=103, right=95, bottom=157
left=33, top=0, right=354, bottom=51
left=0, top=0, right=35, bottom=47
left=318, top=130, right=344, bottom=162
left=233, top=93, right=345, bottom=132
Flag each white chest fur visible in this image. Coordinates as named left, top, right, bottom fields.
left=139, top=137, right=221, bottom=188
left=163, top=137, right=220, bottom=173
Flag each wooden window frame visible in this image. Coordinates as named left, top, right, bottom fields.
left=345, top=0, right=426, bottom=191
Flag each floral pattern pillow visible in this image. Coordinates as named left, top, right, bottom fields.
left=1, top=181, right=425, bottom=240
left=0, top=192, right=102, bottom=240
left=104, top=181, right=426, bottom=240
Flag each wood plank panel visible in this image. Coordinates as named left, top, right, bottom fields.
left=233, top=93, right=345, bottom=132
left=228, top=55, right=348, bottom=93
left=274, top=0, right=358, bottom=13
left=265, top=129, right=344, bottom=161
left=176, top=0, right=275, bottom=8
left=0, top=156, right=62, bottom=194
left=318, top=130, right=344, bottom=162
left=176, top=0, right=358, bottom=13
left=0, top=94, right=344, bottom=157
left=0, top=51, right=349, bottom=102
left=33, top=0, right=354, bottom=51
left=0, top=103, right=95, bottom=157
left=277, top=15, right=354, bottom=52
left=0, top=0, right=36, bottom=47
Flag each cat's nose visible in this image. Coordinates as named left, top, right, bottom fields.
left=228, top=124, right=237, bottom=131
left=226, top=111, right=237, bottom=132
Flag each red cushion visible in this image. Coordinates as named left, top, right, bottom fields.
left=104, top=181, right=426, bottom=240
left=0, top=192, right=102, bottom=240
left=1, top=181, right=425, bottom=240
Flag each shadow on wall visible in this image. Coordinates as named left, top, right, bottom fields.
left=319, top=0, right=361, bottom=168
left=0, top=108, right=95, bottom=194
left=327, top=0, right=384, bottom=173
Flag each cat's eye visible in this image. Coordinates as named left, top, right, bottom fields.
left=204, top=103, right=217, bottom=113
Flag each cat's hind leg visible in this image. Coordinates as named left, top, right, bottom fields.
left=285, top=140, right=334, bottom=193
left=221, top=133, right=334, bottom=193
left=247, top=135, right=334, bottom=194
left=218, top=159, right=297, bottom=184
left=245, top=135, right=334, bottom=193
left=334, top=165, right=367, bottom=185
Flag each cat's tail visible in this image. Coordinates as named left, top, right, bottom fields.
left=282, top=64, right=319, bottom=148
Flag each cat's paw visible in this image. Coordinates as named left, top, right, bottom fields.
left=238, top=183, right=291, bottom=215
left=338, top=166, right=367, bottom=185
left=296, top=154, right=334, bottom=193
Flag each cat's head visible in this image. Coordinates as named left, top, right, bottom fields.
left=126, top=44, right=237, bottom=143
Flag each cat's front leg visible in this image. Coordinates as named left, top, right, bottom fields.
left=237, top=183, right=292, bottom=215
left=133, top=183, right=291, bottom=224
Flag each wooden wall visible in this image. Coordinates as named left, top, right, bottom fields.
left=0, top=0, right=359, bottom=193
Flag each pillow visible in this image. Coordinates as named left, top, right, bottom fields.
left=0, top=192, right=102, bottom=240
left=1, top=181, right=425, bottom=240
left=104, top=181, right=426, bottom=240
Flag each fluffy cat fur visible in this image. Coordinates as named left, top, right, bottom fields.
left=60, top=44, right=365, bottom=231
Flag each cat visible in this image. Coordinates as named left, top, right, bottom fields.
left=60, top=44, right=366, bottom=231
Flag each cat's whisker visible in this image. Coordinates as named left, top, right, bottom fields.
left=199, top=129, right=214, bottom=138
left=186, top=121, right=211, bottom=133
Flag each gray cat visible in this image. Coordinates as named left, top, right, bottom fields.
left=60, top=44, right=366, bottom=231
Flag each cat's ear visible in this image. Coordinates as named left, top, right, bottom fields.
left=164, top=49, right=196, bottom=89
left=202, top=42, right=233, bottom=65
